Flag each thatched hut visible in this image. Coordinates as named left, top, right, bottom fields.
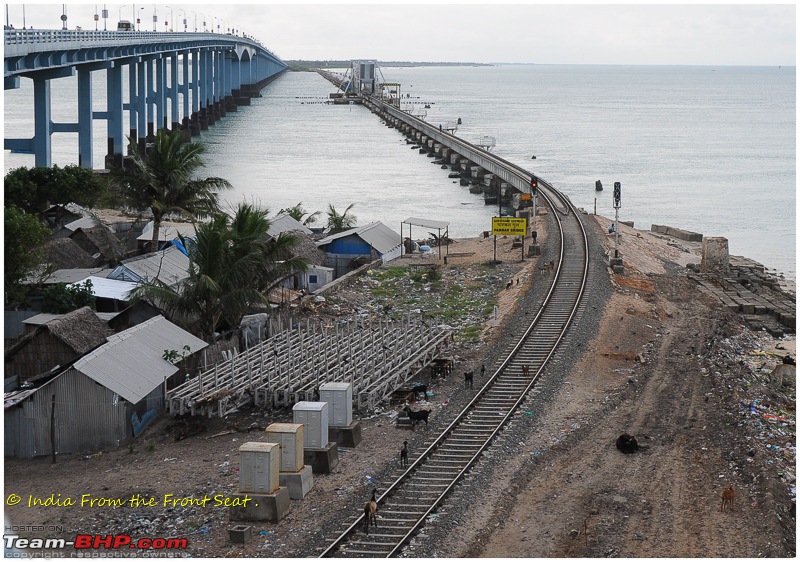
left=69, top=226, right=124, bottom=265
left=4, top=306, right=113, bottom=383
left=43, top=237, right=99, bottom=269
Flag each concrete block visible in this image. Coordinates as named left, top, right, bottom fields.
left=612, top=264, right=625, bottom=274
left=303, top=442, right=340, bottom=474
left=701, top=237, right=729, bottom=275
left=229, top=525, right=252, bottom=544
left=279, top=465, right=314, bottom=500
left=228, top=488, right=290, bottom=523
left=328, top=421, right=363, bottom=448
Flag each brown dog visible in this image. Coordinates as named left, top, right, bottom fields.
left=721, top=486, right=736, bottom=512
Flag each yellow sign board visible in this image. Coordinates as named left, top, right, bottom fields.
left=491, top=217, right=527, bottom=236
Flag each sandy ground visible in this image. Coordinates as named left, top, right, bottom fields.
left=3, top=210, right=795, bottom=558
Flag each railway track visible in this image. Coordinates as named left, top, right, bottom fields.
left=319, top=182, right=589, bottom=557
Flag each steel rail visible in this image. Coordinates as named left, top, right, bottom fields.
left=319, top=180, right=589, bottom=557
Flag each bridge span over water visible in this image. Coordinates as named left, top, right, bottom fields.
left=4, top=29, right=287, bottom=168
left=317, top=67, right=544, bottom=213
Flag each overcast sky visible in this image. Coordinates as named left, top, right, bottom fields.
left=5, top=2, right=796, bottom=65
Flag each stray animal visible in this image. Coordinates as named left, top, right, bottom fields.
left=480, top=364, right=486, bottom=377
left=400, top=440, right=408, bottom=467
left=364, top=489, right=378, bottom=534
left=403, top=406, right=430, bottom=429
left=464, top=370, right=474, bottom=389
left=770, top=364, right=796, bottom=390
left=783, top=354, right=796, bottom=366
left=506, top=280, right=513, bottom=290
left=521, top=364, right=530, bottom=377
left=721, top=486, right=736, bottom=512
left=615, top=433, right=639, bottom=454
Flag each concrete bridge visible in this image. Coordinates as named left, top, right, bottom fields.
left=4, top=29, right=287, bottom=168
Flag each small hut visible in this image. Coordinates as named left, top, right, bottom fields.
left=4, top=315, right=207, bottom=458
left=316, top=222, right=402, bottom=278
left=43, top=237, right=99, bottom=269
left=4, top=306, right=113, bottom=383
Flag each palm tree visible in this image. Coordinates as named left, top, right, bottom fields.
left=326, top=203, right=357, bottom=234
left=130, top=202, right=307, bottom=341
left=106, top=129, right=232, bottom=249
left=280, top=202, right=321, bottom=226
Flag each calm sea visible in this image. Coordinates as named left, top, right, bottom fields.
left=4, top=64, right=796, bottom=280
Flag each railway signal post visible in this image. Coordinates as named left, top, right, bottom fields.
left=613, top=181, right=621, bottom=258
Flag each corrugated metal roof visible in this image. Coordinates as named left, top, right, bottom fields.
left=64, top=216, right=100, bottom=231
left=316, top=222, right=401, bottom=255
left=74, top=315, right=207, bottom=403
left=268, top=213, right=313, bottom=237
left=110, top=246, right=190, bottom=287
left=44, top=267, right=113, bottom=284
left=68, top=276, right=138, bottom=301
left=137, top=223, right=197, bottom=242
left=403, top=217, right=450, bottom=230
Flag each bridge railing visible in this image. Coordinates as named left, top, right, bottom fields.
left=3, top=29, right=276, bottom=58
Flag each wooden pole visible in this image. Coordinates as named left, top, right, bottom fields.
left=50, top=394, right=56, bottom=464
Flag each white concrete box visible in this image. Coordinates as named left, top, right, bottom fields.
left=239, top=442, right=280, bottom=494
left=319, top=382, right=353, bottom=426
left=265, top=423, right=304, bottom=472
left=292, top=401, right=329, bottom=448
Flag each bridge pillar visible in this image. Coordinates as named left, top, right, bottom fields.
left=105, top=63, right=124, bottom=169
left=137, top=60, right=147, bottom=152
left=155, top=56, right=165, bottom=132
left=32, top=77, right=52, bottom=167
left=128, top=63, right=138, bottom=149
left=169, top=53, right=180, bottom=131
left=215, top=51, right=223, bottom=119
left=146, top=58, right=156, bottom=141
left=190, top=49, right=201, bottom=135
left=77, top=67, right=93, bottom=168
left=205, top=50, right=214, bottom=125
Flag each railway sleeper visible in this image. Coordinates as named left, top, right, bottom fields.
left=492, top=386, right=527, bottom=393
left=415, top=463, right=464, bottom=470
left=345, top=548, right=389, bottom=558
left=449, top=431, right=494, bottom=439
left=434, top=451, right=474, bottom=459
left=388, top=502, right=437, bottom=509
left=436, top=447, right=481, bottom=455
left=412, top=475, right=459, bottom=482
left=381, top=509, right=428, bottom=517
left=352, top=532, right=406, bottom=539
left=376, top=516, right=421, bottom=523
